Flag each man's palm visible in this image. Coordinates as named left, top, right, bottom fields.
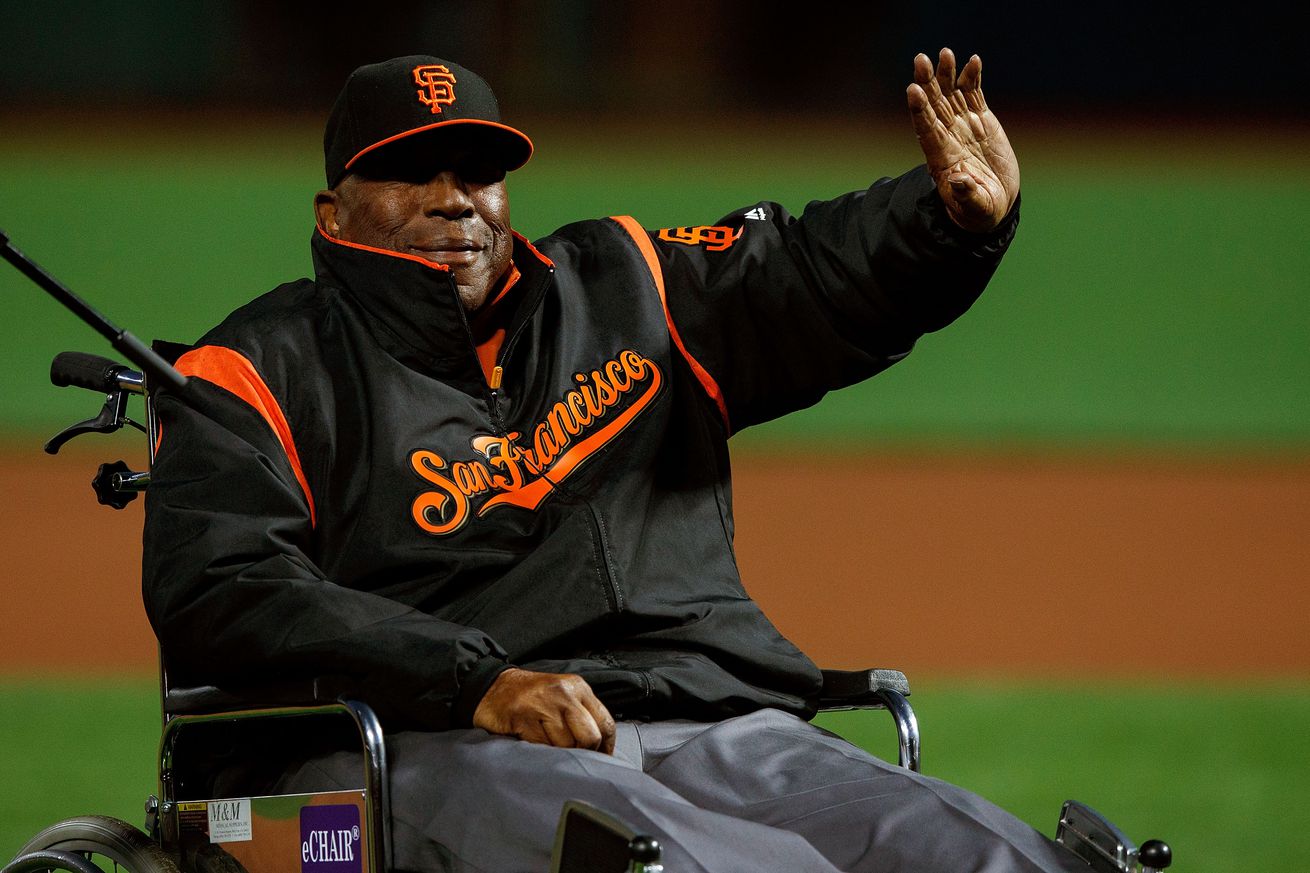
left=907, top=48, right=1020, bottom=233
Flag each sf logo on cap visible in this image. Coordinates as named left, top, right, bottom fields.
left=413, top=65, right=457, bottom=114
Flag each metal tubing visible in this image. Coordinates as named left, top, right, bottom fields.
left=344, top=700, right=393, bottom=873
left=112, top=471, right=151, bottom=492
left=116, top=369, right=146, bottom=394
left=873, top=688, right=921, bottom=772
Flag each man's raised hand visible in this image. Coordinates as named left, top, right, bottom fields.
left=907, top=48, right=1020, bottom=233
left=473, top=667, right=617, bottom=754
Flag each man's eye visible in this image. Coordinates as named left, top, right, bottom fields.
left=459, top=161, right=506, bottom=185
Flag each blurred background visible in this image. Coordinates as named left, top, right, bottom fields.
left=2, top=1, right=1307, bottom=870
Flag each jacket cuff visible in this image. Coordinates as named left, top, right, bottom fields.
left=450, top=656, right=512, bottom=728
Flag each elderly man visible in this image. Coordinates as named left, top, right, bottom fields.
left=143, top=51, right=1088, bottom=872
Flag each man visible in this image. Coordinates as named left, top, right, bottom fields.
left=143, top=51, right=1086, bottom=871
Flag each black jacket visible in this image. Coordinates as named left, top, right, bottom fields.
left=143, top=164, right=1018, bottom=730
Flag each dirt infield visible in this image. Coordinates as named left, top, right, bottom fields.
left=3, top=447, right=1306, bottom=677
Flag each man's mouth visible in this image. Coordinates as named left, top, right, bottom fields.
left=409, top=240, right=482, bottom=266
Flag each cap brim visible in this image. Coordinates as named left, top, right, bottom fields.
left=342, top=119, right=533, bottom=180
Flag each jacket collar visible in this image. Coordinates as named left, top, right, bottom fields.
left=310, top=226, right=553, bottom=385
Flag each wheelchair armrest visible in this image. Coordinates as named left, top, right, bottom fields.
left=164, top=677, right=356, bottom=716
left=817, top=668, right=921, bottom=772
left=817, top=668, right=911, bottom=710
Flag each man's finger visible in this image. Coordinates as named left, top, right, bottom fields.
left=948, top=174, right=976, bottom=192
left=539, top=714, right=579, bottom=749
left=906, top=82, right=932, bottom=123
left=943, top=174, right=996, bottom=230
left=578, top=693, right=617, bottom=755
left=959, top=55, right=987, bottom=116
left=962, top=86, right=987, bottom=116
left=907, top=84, right=951, bottom=157
left=912, top=52, right=935, bottom=88
left=958, top=54, right=982, bottom=91
left=914, top=52, right=946, bottom=111
left=561, top=704, right=605, bottom=751
left=934, top=48, right=957, bottom=101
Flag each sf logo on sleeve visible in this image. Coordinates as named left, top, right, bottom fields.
left=657, top=225, right=742, bottom=252
left=412, top=65, right=457, bottom=114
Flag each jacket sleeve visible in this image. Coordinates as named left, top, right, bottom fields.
left=142, top=373, right=510, bottom=730
left=645, top=163, right=1019, bottom=433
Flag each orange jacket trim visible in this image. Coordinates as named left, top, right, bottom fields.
left=174, top=346, right=318, bottom=528
left=609, top=215, right=731, bottom=431
left=316, top=227, right=555, bottom=275
left=316, top=225, right=452, bottom=272
left=511, top=229, right=556, bottom=269
left=472, top=263, right=521, bottom=386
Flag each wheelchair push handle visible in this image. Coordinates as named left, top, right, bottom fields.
left=43, top=349, right=152, bottom=510
left=51, top=351, right=145, bottom=395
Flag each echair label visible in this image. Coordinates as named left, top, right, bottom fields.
left=300, top=803, right=363, bottom=873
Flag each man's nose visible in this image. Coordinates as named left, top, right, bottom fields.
left=422, top=171, right=475, bottom=220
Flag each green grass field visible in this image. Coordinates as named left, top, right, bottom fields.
left=3, top=678, right=1306, bottom=870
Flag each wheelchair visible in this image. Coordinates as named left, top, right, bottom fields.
left=3, top=349, right=1171, bottom=873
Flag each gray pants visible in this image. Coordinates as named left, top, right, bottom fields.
left=279, top=708, right=1086, bottom=873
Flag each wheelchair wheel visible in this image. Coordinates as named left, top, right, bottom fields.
left=4, top=815, right=180, bottom=873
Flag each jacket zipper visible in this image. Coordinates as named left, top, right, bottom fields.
left=482, top=264, right=554, bottom=436
left=584, top=501, right=624, bottom=613
left=488, top=365, right=507, bottom=434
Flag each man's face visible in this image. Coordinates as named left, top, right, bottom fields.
left=316, top=141, right=513, bottom=312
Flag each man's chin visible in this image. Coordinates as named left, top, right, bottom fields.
left=451, top=274, right=494, bottom=312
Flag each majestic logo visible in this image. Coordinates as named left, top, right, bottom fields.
left=657, top=224, right=742, bottom=252
left=412, top=64, right=457, bottom=115
left=409, top=349, right=663, bottom=535
left=299, top=804, right=361, bottom=873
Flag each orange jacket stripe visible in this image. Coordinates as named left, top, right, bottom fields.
left=473, top=264, right=520, bottom=387
left=316, top=226, right=452, bottom=272
left=174, top=346, right=317, bottom=527
left=317, top=227, right=555, bottom=275
left=610, top=215, right=731, bottom=431
left=511, top=230, right=556, bottom=269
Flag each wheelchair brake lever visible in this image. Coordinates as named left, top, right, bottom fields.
left=43, top=388, right=133, bottom=455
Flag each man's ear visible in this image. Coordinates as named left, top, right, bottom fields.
left=314, top=189, right=343, bottom=235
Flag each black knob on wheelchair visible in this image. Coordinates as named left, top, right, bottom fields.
left=93, top=460, right=139, bottom=509
left=629, top=835, right=661, bottom=863
left=1138, top=839, right=1172, bottom=869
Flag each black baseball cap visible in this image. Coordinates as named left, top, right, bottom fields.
left=323, top=55, right=533, bottom=187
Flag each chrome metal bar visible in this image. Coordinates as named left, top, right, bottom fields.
left=146, top=382, right=161, bottom=468
left=115, top=369, right=146, bottom=394
left=112, top=470, right=150, bottom=492
left=873, top=688, right=920, bottom=772
left=344, top=700, right=392, bottom=873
